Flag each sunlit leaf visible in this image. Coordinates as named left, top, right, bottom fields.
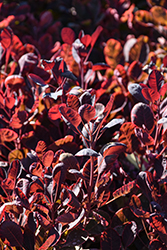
left=61, top=27, right=75, bottom=45
left=75, top=148, right=99, bottom=157
left=42, top=150, right=54, bottom=168
left=113, top=180, right=136, bottom=199
left=0, top=128, right=18, bottom=142
left=67, top=94, right=80, bottom=111
left=78, top=104, right=96, bottom=122
left=59, top=104, right=82, bottom=129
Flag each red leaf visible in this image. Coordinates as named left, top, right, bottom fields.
left=28, top=73, right=46, bottom=87
left=92, top=63, right=110, bottom=71
left=67, top=94, right=80, bottom=111
left=5, top=75, right=25, bottom=89
left=61, top=27, right=75, bottom=45
left=149, top=213, right=167, bottom=245
left=148, top=69, right=164, bottom=92
left=14, top=187, right=30, bottom=210
left=59, top=104, right=82, bottom=129
left=101, top=228, right=121, bottom=250
left=48, top=104, right=62, bottom=122
left=0, top=128, right=18, bottom=142
left=42, top=150, right=54, bottom=168
left=91, top=26, right=103, bottom=48
left=127, top=60, right=143, bottom=80
left=35, top=140, right=47, bottom=160
left=81, top=34, right=91, bottom=47
left=0, top=28, right=12, bottom=49
left=78, top=104, right=96, bottom=122
left=8, top=160, right=21, bottom=181
left=38, top=235, right=56, bottom=250
left=142, top=87, right=160, bottom=102
left=10, top=111, right=28, bottom=129
left=41, top=59, right=55, bottom=71
left=160, top=83, right=167, bottom=96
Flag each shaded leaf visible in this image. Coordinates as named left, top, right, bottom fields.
left=91, top=26, right=103, bottom=48
left=0, top=221, right=23, bottom=247
left=101, top=228, right=121, bottom=250
left=122, top=221, right=137, bottom=248
left=128, top=83, right=149, bottom=104
left=131, top=102, right=155, bottom=133
left=148, top=239, right=166, bottom=250
left=113, top=180, right=136, bottom=199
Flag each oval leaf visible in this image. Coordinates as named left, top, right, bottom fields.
left=61, top=27, right=75, bottom=45
left=78, top=104, right=96, bottom=122
left=75, top=148, right=99, bottom=157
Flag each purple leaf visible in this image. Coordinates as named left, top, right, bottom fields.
left=101, top=228, right=121, bottom=250
left=131, top=102, right=155, bottom=133
left=0, top=221, right=23, bottom=247
left=122, top=221, right=137, bottom=248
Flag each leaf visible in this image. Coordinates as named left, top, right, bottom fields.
left=41, top=59, right=55, bottom=71
left=68, top=208, right=85, bottom=230
left=8, top=149, right=23, bottom=163
left=42, top=150, right=54, bottom=168
left=128, top=83, right=149, bottom=104
left=1, top=178, right=15, bottom=193
left=101, top=142, right=127, bottom=157
left=102, top=118, right=124, bottom=130
left=134, top=127, right=155, bottom=146
left=38, top=235, right=56, bottom=250
left=56, top=211, right=78, bottom=226
left=122, top=221, right=137, bottom=248
left=35, top=140, right=47, bottom=161
left=113, top=180, right=136, bottom=199
left=64, top=228, right=88, bottom=247
left=148, top=69, right=164, bottom=92
left=101, top=228, right=121, bottom=250
left=104, top=38, right=123, bottom=69
left=75, top=148, right=99, bottom=157
left=119, top=122, right=141, bottom=153
left=7, top=159, right=21, bottom=181
left=102, top=93, right=115, bottom=121
left=0, top=28, right=12, bottom=49
left=127, top=61, right=143, bottom=81
left=59, top=104, right=82, bottom=129
left=67, top=94, right=80, bottom=111
left=28, top=73, right=48, bottom=87
left=0, top=128, right=18, bottom=142
left=14, top=187, right=30, bottom=210
left=59, top=152, right=80, bottom=170
left=29, top=162, right=43, bottom=178
left=131, top=102, right=155, bottom=133
left=78, top=104, right=96, bottom=122
left=47, top=224, right=62, bottom=246
left=151, top=5, right=167, bottom=26
left=149, top=213, right=167, bottom=245
left=137, top=172, right=152, bottom=201
left=0, top=221, right=23, bottom=247
left=142, top=87, right=160, bottom=102
left=5, top=75, right=25, bottom=90
left=61, top=27, right=75, bottom=45
left=148, top=239, right=165, bottom=250
left=92, top=63, right=110, bottom=71
left=160, top=83, right=167, bottom=97
left=91, top=26, right=103, bottom=48
left=10, top=111, right=28, bottom=129
left=48, top=104, right=62, bottom=123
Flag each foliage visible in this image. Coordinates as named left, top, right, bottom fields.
left=1, top=0, right=167, bottom=249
